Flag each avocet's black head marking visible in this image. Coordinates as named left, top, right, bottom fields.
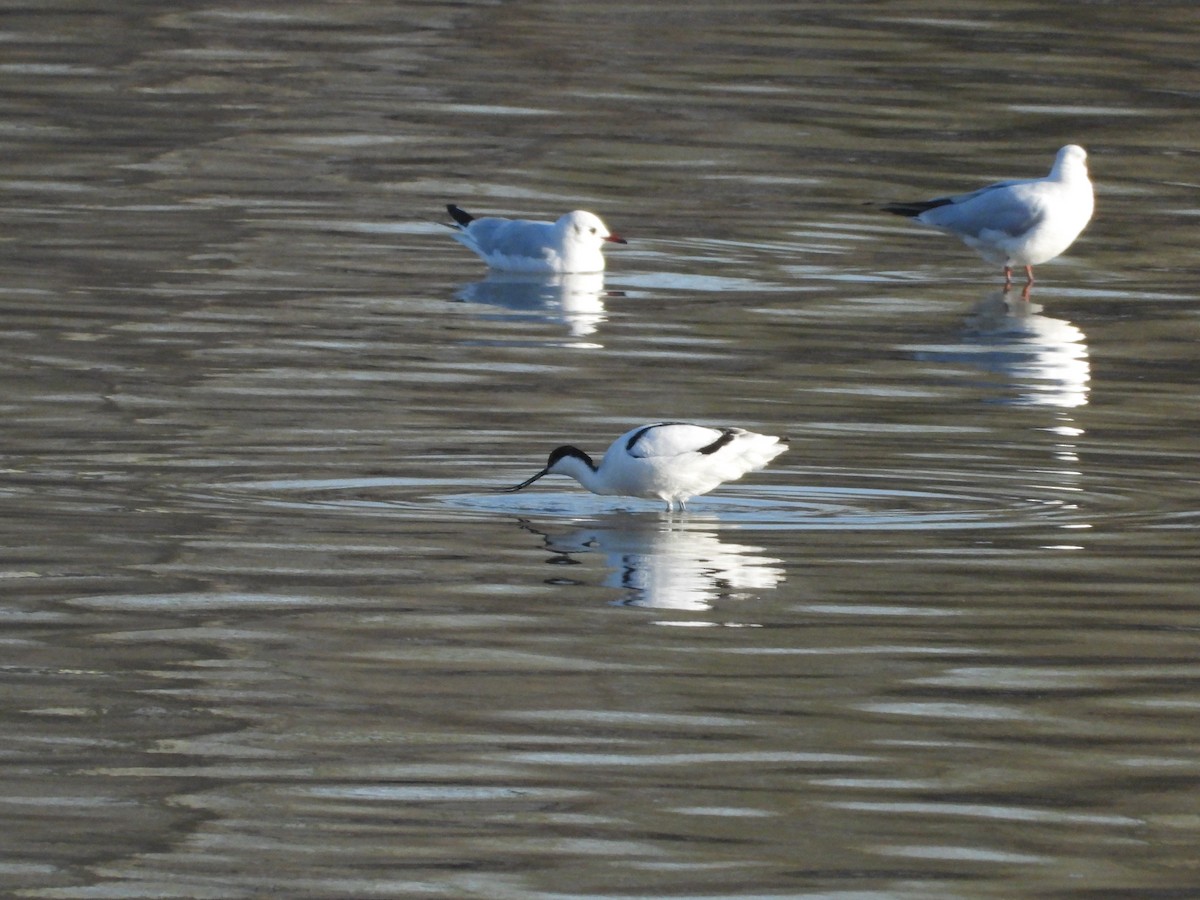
left=446, top=204, right=474, bottom=227
left=546, top=445, right=595, bottom=470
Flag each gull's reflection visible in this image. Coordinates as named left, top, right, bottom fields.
left=914, top=289, right=1091, bottom=409
left=456, top=271, right=609, bottom=341
left=524, top=513, right=785, bottom=610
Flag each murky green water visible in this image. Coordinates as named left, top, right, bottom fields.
left=3, top=2, right=1199, bottom=897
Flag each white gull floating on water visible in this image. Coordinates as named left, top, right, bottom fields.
left=500, top=422, right=788, bottom=512
left=445, top=204, right=626, bottom=273
left=881, top=145, right=1094, bottom=295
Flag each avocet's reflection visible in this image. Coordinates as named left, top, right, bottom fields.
left=522, top=513, right=785, bottom=610
left=455, top=271, right=610, bottom=340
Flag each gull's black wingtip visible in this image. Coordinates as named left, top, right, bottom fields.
left=446, top=204, right=474, bottom=227
left=878, top=197, right=954, bottom=218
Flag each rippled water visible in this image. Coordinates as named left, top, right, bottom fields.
left=3, top=2, right=1200, bottom=898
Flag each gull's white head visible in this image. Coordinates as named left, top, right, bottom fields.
left=1052, top=144, right=1089, bottom=178
left=557, top=210, right=627, bottom=247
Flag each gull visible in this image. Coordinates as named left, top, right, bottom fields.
left=881, top=145, right=1094, bottom=295
left=445, top=204, right=626, bottom=273
left=500, top=422, right=788, bottom=511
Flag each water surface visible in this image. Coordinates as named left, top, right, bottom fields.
left=3, top=2, right=1200, bottom=898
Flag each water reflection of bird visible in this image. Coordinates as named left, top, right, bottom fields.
left=455, top=271, right=608, bottom=339
left=500, top=423, right=788, bottom=512
left=526, top=514, right=785, bottom=610
left=881, top=145, right=1093, bottom=297
left=445, top=204, right=626, bottom=273
left=911, top=289, right=1090, bottom=408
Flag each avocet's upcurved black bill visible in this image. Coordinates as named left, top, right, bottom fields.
left=498, top=468, right=549, bottom=492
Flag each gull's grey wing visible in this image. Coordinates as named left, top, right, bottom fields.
left=918, top=179, right=1048, bottom=239
left=469, top=218, right=557, bottom=259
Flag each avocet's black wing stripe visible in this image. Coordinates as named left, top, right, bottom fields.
left=697, top=428, right=736, bottom=455
left=625, top=423, right=735, bottom=458
left=625, top=423, right=678, bottom=453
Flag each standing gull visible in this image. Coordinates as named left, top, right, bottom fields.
left=445, top=204, right=626, bottom=273
left=500, top=422, right=788, bottom=512
left=881, top=145, right=1094, bottom=295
